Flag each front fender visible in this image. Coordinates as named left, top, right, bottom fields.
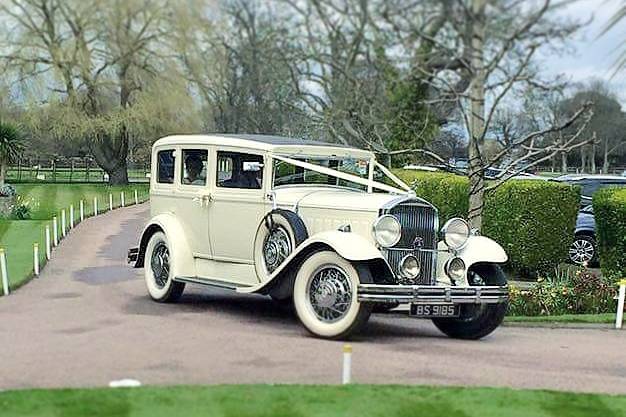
left=456, top=235, right=508, bottom=267
left=241, top=230, right=387, bottom=294
left=136, top=213, right=195, bottom=278
left=436, top=235, right=507, bottom=285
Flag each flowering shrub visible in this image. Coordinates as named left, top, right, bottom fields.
left=508, top=267, right=616, bottom=316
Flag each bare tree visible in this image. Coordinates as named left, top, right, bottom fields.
left=387, top=0, right=594, bottom=229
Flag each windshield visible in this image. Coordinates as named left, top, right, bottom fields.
left=273, top=156, right=370, bottom=191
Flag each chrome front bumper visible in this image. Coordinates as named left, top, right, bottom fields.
left=358, top=284, right=509, bottom=304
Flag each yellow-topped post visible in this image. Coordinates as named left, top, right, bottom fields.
left=342, top=344, right=352, bottom=384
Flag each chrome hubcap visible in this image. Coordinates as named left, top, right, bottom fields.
left=569, top=239, right=594, bottom=264
left=263, top=227, right=292, bottom=273
left=150, top=243, right=170, bottom=288
left=307, top=265, right=352, bottom=323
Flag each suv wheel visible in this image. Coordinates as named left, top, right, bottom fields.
left=569, top=234, right=598, bottom=266
left=293, top=251, right=372, bottom=339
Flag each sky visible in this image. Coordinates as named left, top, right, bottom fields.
left=544, top=0, right=626, bottom=107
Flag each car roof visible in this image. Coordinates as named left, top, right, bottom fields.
left=555, top=174, right=626, bottom=182
left=153, top=134, right=374, bottom=159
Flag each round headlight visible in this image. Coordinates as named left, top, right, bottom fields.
left=372, top=215, right=401, bottom=248
left=399, top=255, right=420, bottom=279
left=445, top=257, right=466, bottom=281
left=441, top=218, right=470, bottom=250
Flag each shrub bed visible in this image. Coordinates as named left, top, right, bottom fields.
left=508, top=267, right=616, bottom=316
left=593, top=187, right=626, bottom=279
left=394, top=170, right=580, bottom=275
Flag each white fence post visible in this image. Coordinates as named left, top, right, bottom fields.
left=134, top=189, right=138, bottom=205
left=109, top=193, right=113, bottom=211
left=45, top=225, right=51, bottom=260
left=616, top=280, right=626, bottom=330
left=33, top=243, right=39, bottom=276
left=342, top=344, right=352, bottom=384
left=121, top=191, right=125, bottom=207
left=61, top=209, right=66, bottom=237
left=80, top=199, right=84, bottom=222
left=93, top=197, right=98, bottom=216
left=0, top=249, right=9, bottom=296
left=70, top=205, right=74, bottom=229
left=53, top=216, right=58, bottom=246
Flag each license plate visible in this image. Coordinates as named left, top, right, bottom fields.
left=410, top=304, right=460, bottom=318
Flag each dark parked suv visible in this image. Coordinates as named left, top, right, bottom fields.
left=555, top=175, right=626, bottom=266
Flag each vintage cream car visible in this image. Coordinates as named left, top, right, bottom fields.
left=128, top=134, right=509, bottom=339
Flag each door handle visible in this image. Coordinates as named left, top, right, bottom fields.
left=193, top=193, right=212, bottom=207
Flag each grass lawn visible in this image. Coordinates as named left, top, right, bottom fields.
left=0, top=385, right=625, bottom=417
left=505, top=313, right=616, bottom=324
left=0, top=184, right=149, bottom=294
left=14, top=184, right=149, bottom=220
left=0, top=220, right=47, bottom=291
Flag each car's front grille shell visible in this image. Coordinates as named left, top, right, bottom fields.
left=381, top=200, right=438, bottom=285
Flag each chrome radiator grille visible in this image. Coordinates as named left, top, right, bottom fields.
left=382, top=201, right=438, bottom=285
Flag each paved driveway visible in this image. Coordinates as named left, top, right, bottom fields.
left=0, top=204, right=624, bottom=393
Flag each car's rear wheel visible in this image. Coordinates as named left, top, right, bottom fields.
left=569, top=234, right=598, bottom=266
left=432, top=263, right=507, bottom=340
left=144, top=231, right=185, bottom=302
left=293, top=250, right=372, bottom=339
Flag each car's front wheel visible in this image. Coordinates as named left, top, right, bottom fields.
left=293, top=250, right=372, bottom=339
left=144, top=231, right=185, bottom=302
left=432, top=263, right=507, bottom=340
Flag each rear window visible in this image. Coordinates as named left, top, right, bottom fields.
left=157, top=150, right=176, bottom=184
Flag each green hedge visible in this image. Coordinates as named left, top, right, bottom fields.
left=483, top=180, right=579, bottom=275
left=394, top=170, right=580, bottom=276
left=593, top=187, right=626, bottom=278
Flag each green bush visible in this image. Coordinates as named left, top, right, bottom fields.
left=508, top=267, right=616, bottom=316
left=394, top=170, right=580, bottom=275
left=393, top=170, right=468, bottom=223
left=593, top=187, right=626, bottom=279
left=483, top=180, right=579, bottom=275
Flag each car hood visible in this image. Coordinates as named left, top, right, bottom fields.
left=273, top=187, right=409, bottom=212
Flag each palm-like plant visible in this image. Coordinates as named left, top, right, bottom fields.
left=0, top=121, right=24, bottom=187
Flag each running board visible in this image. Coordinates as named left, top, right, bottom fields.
left=174, top=276, right=251, bottom=291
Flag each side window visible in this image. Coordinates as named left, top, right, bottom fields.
left=181, top=149, right=208, bottom=186
left=157, top=150, right=176, bottom=184
left=217, top=151, right=264, bottom=190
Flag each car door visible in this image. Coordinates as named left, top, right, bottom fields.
left=175, top=147, right=213, bottom=258
left=208, top=149, right=268, bottom=265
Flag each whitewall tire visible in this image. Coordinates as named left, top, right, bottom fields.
left=293, top=250, right=372, bottom=339
left=144, top=231, right=185, bottom=303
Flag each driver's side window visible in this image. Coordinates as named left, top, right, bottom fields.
left=216, top=151, right=264, bottom=189
left=181, top=149, right=208, bottom=186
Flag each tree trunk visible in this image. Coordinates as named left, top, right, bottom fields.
left=602, top=139, right=609, bottom=174
left=466, top=0, right=487, bottom=230
left=590, top=144, right=596, bottom=173
left=560, top=151, right=567, bottom=173
left=0, top=161, right=5, bottom=187
left=580, top=148, right=586, bottom=173
left=108, top=160, right=129, bottom=185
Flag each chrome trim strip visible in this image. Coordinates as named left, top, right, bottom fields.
left=174, top=276, right=252, bottom=291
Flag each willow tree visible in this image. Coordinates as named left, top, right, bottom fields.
left=0, top=0, right=191, bottom=184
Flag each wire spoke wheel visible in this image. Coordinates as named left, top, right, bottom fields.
left=263, top=226, right=292, bottom=273
left=150, top=243, right=170, bottom=289
left=307, top=265, right=353, bottom=323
